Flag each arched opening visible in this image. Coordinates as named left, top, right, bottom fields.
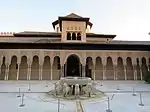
left=42, top=56, right=51, bottom=80
left=126, top=57, right=134, bottom=80
left=31, top=55, right=39, bottom=80
left=85, top=57, right=93, bottom=78
left=106, top=57, right=114, bottom=80
left=95, top=57, right=103, bottom=80
left=67, top=32, right=71, bottom=40
left=0, top=57, right=6, bottom=80
left=77, top=33, right=81, bottom=40
left=52, top=56, right=60, bottom=80
left=8, top=56, right=18, bottom=80
left=136, top=58, right=141, bottom=80
left=117, top=57, right=125, bottom=80
left=66, top=54, right=80, bottom=77
left=19, top=56, right=28, bottom=80
left=72, top=32, right=76, bottom=40
left=141, top=57, right=148, bottom=79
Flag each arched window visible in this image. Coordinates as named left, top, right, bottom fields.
left=77, top=33, right=81, bottom=40
left=67, top=32, right=71, bottom=40
left=72, top=32, right=76, bottom=40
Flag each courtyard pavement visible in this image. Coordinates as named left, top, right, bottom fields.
left=0, top=80, right=150, bottom=112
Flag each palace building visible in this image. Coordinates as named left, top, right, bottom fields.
left=0, top=13, right=150, bottom=80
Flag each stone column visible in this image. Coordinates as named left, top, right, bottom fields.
left=5, top=63, right=10, bottom=80
left=93, top=60, right=96, bottom=80
left=123, top=58, right=127, bottom=80
left=146, top=57, right=149, bottom=71
left=16, top=57, right=21, bottom=80
left=60, top=65, right=64, bottom=78
left=113, top=65, right=117, bottom=80
left=132, top=58, right=137, bottom=80
left=27, top=58, right=32, bottom=80
left=102, top=57, right=106, bottom=80
left=139, top=59, right=143, bottom=80
left=50, top=63, right=53, bottom=80
left=50, top=57, right=53, bottom=80
left=39, top=64, right=43, bottom=80
left=82, top=65, right=85, bottom=77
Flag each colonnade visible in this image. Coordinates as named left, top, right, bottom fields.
left=0, top=50, right=149, bottom=80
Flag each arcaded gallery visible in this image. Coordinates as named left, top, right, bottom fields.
left=0, top=13, right=150, bottom=81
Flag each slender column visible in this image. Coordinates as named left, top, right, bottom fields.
left=114, top=65, right=117, bottom=80
left=102, top=57, right=107, bottom=80
left=5, top=63, right=9, bottom=80
left=17, top=63, right=20, bottom=80
left=93, top=65, right=95, bottom=80
left=60, top=65, right=64, bottom=78
left=139, top=62, right=143, bottom=80
left=133, top=65, right=137, bottom=80
left=82, top=65, right=85, bottom=77
left=27, top=64, right=31, bottom=80
left=79, top=63, right=81, bottom=77
left=39, top=64, right=43, bottom=80
left=50, top=63, right=53, bottom=80
left=124, top=65, right=127, bottom=80
left=102, top=66, right=105, bottom=80
left=92, top=59, right=96, bottom=80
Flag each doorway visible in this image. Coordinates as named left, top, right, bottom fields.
left=66, top=54, right=80, bottom=77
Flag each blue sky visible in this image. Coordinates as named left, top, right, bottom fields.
left=0, top=0, right=150, bottom=41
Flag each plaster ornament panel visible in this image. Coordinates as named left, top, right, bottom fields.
left=53, top=51, right=60, bottom=57
left=86, top=52, right=94, bottom=58
left=43, top=51, right=51, bottom=57
left=20, top=51, right=29, bottom=57
left=32, top=50, right=40, bottom=56
left=0, top=51, right=6, bottom=57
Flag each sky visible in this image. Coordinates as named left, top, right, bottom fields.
left=0, top=0, right=150, bottom=41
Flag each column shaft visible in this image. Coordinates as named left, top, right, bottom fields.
left=17, top=63, right=20, bottom=80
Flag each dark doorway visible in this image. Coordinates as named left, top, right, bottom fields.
left=66, top=55, right=80, bottom=77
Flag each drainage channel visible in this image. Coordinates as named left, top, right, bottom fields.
left=76, top=100, right=84, bottom=112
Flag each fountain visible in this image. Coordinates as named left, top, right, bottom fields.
left=48, top=77, right=105, bottom=100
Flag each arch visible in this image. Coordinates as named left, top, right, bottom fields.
left=136, top=58, right=141, bottom=80
left=67, top=32, right=71, bottom=40
left=106, top=57, right=114, bottom=80
left=31, top=55, right=39, bottom=80
left=77, top=33, right=81, bottom=40
left=85, top=57, right=93, bottom=79
left=72, top=32, right=76, bottom=40
left=42, top=56, right=51, bottom=80
left=18, top=56, right=28, bottom=80
left=0, top=56, right=6, bottom=80
left=66, top=54, right=81, bottom=77
left=95, top=57, right=103, bottom=80
left=126, top=57, right=134, bottom=80
left=52, top=56, right=60, bottom=80
left=141, top=57, right=148, bottom=79
left=64, top=53, right=83, bottom=65
left=8, top=55, right=17, bottom=80
left=117, top=57, right=125, bottom=80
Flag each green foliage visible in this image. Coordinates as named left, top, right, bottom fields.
left=144, top=71, right=150, bottom=83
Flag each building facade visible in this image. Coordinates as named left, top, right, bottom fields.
left=0, top=13, right=150, bottom=80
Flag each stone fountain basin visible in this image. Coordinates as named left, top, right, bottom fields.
left=60, top=77, right=91, bottom=85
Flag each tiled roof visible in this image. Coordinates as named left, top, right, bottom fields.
left=65, top=13, right=83, bottom=18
